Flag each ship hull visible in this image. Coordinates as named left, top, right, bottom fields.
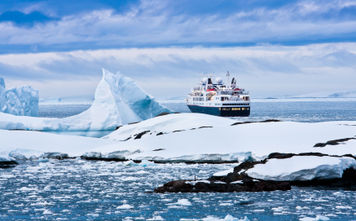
left=187, top=105, right=250, bottom=117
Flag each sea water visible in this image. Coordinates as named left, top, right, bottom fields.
left=1, top=99, right=355, bottom=220
left=1, top=160, right=355, bottom=220
left=39, top=99, right=356, bottom=122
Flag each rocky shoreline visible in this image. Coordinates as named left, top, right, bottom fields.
left=155, top=152, right=356, bottom=193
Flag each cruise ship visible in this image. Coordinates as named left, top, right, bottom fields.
left=186, top=73, right=250, bottom=116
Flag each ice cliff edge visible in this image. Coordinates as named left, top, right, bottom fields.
left=0, top=77, right=39, bottom=116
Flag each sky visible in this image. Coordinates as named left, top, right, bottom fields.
left=0, top=0, right=355, bottom=99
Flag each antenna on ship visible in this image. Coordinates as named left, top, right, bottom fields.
left=226, top=71, right=230, bottom=86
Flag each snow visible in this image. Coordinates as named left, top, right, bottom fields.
left=213, top=168, right=234, bottom=177
left=1, top=111, right=356, bottom=182
left=246, top=156, right=356, bottom=181
left=0, top=77, right=39, bottom=116
left=98, top=113, right=356, bottom=161
left=0, top=129, right=115, bottom=160
left=0, top=113, right=355, bottom=164
left=0, top=69, right=170, bottom=131
left=105, top=112, right=234, bottom=141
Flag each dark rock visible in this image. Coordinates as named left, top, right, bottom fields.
left=154, top=179, right=291, bottom=193
left=314, top=137, right=356, bottom=147
left=268, top=152, right=295, bottom=159
left=152, top=148, right=165, bottom=152
left=155, top=152, right=356, bottom=193
left=0, top=160, right=18, bottom=169
left=122, top=136, right=131, bottom=141
left=231, top=119, right=280, bottom=126
left=172, top=129, right=185, bottom=133
left=151, top=159, right=240, bottom=164
left=41, top=152, right=69, bottom=160
left=198, top=126, right=213, bottom=129
left=155, top=180, right=193, bottom=193
left=133, top=130, right=150, bottom=139
left=155, top=112, right=171, bottom=117
left=80, top=156, right=128, bottom=162
left=156, top=132, right=165, bottom=136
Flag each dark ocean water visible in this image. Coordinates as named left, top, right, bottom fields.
left=1, top=160, right=355, bottom=221
left=1, top=100, right=354, bottom=220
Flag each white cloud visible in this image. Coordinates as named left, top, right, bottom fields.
left=0, top=43, right=355, bottom=99
left=1, top=0, right=356, bottom=47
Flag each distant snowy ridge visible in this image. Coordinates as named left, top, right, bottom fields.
left=328, top=91, right=356, bottom=98
left=0, top=77, right=39, bottom=116
left=0, top=69, right=170, bottom=131
left=293, top=90, right=356, bottom=98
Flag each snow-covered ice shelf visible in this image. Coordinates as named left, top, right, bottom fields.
left=1, top=112, right=355, bottom=163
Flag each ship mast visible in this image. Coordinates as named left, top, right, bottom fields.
left=226, top=71, right=230, bottom=87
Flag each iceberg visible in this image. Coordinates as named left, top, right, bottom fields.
left=68, top=69, right=171, bottom=130
left=0, top=69, right=170, bottom=131
left=0, top=77, right=39, bottom=116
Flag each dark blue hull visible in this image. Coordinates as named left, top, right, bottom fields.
left=187, top=105, right=250, bottom=117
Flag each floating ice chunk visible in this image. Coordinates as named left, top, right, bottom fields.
left=299, top=215, right=330, bottom=221
left=43, top=209, right=52, bottom=215
left=147, top=215, right=165, bottom=221
left=174, top=199, right=192, bottom=206
left=116, top=204, right=134, bottom=209
left=0, top=77, right=39, bottom=116
left=202, top=215, right=249, bottom=221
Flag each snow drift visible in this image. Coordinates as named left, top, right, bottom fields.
left=0, top=77, right=39, bottom=116
left=0, top=69, right=170, bottom=131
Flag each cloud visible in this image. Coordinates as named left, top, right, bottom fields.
left=0, top=43, right=355, bottom=99
left=0, top=0, right=356, bottom=52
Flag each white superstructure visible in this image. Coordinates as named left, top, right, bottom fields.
left=186, top=74, right=250, bottom=116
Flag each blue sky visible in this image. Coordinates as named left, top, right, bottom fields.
left=1, top=0, right=356, bottom=52
left=0, top=0, right=355, bottom=99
